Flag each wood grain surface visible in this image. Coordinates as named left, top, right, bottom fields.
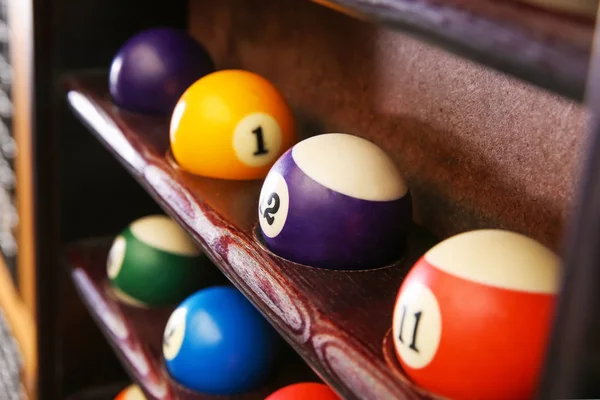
left=64, top=72, right=440, bottom=400
left=511, top=0, right=598, bottom=16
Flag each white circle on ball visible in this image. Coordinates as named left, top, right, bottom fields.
left=259, top=171, right=289, bottom=238
left=233, top=112, right=282, bottom=167
left=393, top=282, right=442, bottom=369
left=163, top=306, right=187, bottom=361
left=107, top=236, right=126, bottom=279
left=292, top=133, right=408, bottom=201
left=130, top=215, right=200, bottom=256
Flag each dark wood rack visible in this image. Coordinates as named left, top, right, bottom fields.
left=16, top=0, right=597, bottom=398
left=312, top=0, right=596, bottom=101
left=66, top=238, right=317, bottom=400
left=63, top=71, right=439, bottom=400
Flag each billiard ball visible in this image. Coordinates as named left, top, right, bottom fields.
left=265, top=383, right=340, bottom=400
left=109, top=27, right=214, bottom=115
left=258, top=133, right=411, bottom=270
left=114, top=384, right=146, bottom=400
left=392, top=229, right=560, bottom=400
left=163, top=286, right=279, bottom=394
left=169, top=70, right=296, bottom=180
left=107, top=215, right=214, bottom=307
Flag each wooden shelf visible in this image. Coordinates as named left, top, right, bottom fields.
left=66, top=238, right=317, bottom=400
left=63, top=71, right=439, bottom=400
left=312, top=0, right=596, bottom=101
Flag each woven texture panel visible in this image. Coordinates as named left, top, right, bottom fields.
left=0, top=309, right=22, bottom=400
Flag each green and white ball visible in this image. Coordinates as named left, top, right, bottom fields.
left=107, top=215, right=212, bottom=307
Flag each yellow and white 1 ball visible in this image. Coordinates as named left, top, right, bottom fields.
left=393, top=229, right=560, bottom=400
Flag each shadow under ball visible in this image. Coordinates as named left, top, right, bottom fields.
left=109, top=27, right=214, bottom=116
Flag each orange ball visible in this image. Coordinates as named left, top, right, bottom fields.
left=265, top=383, right=340, bottom=400
left=392, top=230, right=560, bottom=400
left=170, top=70, right=296, bottom=180
left=114, top=384, right=146, bottom=400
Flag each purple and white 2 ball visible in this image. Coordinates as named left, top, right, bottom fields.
left=258, top=133, right=412, bottom=270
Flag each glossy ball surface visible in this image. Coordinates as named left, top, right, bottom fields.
left=163, top=286, right=279, bottom=395
left=109, top=27, right=214, bottom=115
left=114, top=384, right=146, bottom=400
left=107, top=215, right=212, bottom=307
left=393, top=229, right=560, bottom=400
left=265, top=383, right=340, bottom=400
left=258, top=133, right=411, bottom=269
left=170, top=70, right=296, bottom=180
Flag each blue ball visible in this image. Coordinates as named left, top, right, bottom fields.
left=163, top=286, right=279, bottom=394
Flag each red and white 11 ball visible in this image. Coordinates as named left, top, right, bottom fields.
left=393, top=229, right=561, bottom=400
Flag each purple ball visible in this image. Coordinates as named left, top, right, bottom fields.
left=258, top=133, right=412, bottom=270
left=109, top=27, right=214, bottom=116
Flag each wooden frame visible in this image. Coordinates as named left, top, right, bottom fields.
left=10, top=0, right=36, bottom=317
left=0, top=0, right=38, bottom=398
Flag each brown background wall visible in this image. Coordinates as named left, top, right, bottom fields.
left=189, top=0, right=588, bottom=252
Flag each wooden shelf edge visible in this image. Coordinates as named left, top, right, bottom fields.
left=65, top=238, right=319, bottom=400
left=63, top=72, right=439, bottom=400
left=66, top=243, right=172, bottom=400
left=310, top=0, right=595, bottom=101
